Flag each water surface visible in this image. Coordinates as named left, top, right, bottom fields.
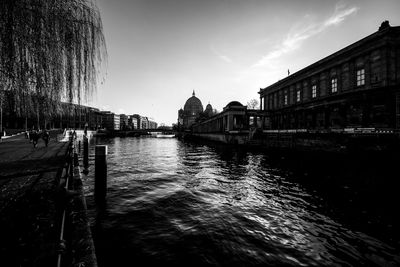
left=83, top=137, right=400, bottom=266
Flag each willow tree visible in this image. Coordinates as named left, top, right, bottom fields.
left=0, top=0, right=107, bottom=129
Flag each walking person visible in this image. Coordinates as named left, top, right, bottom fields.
left=42, top=130, right=50, bottom=147
left=32, top=130, right=39, bottom=148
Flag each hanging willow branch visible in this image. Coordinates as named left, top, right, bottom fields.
left=0, top=0, right=107, bottom=118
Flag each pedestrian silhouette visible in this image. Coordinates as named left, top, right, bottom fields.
left=42, top=130, right=50, bottom=147
left=32, top=130, right=40, bottom=148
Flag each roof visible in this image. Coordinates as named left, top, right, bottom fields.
left=183, top=91, right=203, bottom=113
left=259, top=23, right=400, bottom=94
left=225, top=101, right=243, bottom=108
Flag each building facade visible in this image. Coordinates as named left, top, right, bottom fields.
left=259, top=21, right=400, bottom=132
left=130, top=114, right=157, bottom=130
left=0, top=94, right=102, bottom=130
left=128, top=116, right=138, bottom=129
left=178, top=90, right=204, bottom=129
left=147, top=118, right=158, bottom=129
left=100, top=111, right=120, bottom=130
left=120, top=114, right=129, bottom=130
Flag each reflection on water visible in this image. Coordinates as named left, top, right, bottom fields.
left=83, top=137, right=400, bottom=266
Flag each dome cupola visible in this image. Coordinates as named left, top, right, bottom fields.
left=183, top=90, right=203, bottom=115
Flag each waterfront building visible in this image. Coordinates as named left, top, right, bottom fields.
left=128, top=116, right=138, bottom=129
left=190, top=22, right=400, bottom=151
left=131, top=114, right=141, bottom=129
left=141, top=116, right=148, bottom=129
left=147, top=118, right=158, bottom=129
left=120, top=114, right=129, bottom=130
left=130, top=114, right=157, bottom=129
left=178, top=90, right=204, bottom=129
left=54, top=103, right=103, bottom=130
left=0, top=93, right=102, bottom=130
left=192, top=101, right=249, bottom=133
left=259, top=21, right=400, bottom=131
left=101, top=111, right=120, bottom=130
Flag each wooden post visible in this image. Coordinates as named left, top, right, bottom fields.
left=83, top=136, right=89, bottom=174
left=95, top=145, right=107, bottom=203
left=68, top=148, right=74, bottom=190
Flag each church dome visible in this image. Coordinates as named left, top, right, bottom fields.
left=184, top=90, right=203, bottom=115
left=225, top=101, right=243, bottom=108
left=204, top=103, right=213, bottom=116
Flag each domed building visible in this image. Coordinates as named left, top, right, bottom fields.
left=178, top=90, right=204, bottom=129
left=204, top=103, right=213, bottom=117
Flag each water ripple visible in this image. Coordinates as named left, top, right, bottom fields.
left=84, top=137, right=400, bottom=267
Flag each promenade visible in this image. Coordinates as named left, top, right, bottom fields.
left=0, top=133, right=70, bottom=266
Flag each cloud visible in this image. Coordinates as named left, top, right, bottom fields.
left=252, top=3, right=359, bottom=68
left=210, top=45, right=233, bottom=64
left=101, top=105, right=111, bottom=111
left=325, top=3, right=359, bottom=27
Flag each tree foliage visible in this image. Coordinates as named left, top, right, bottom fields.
left=0, top=0, right=107, bottom=118
left=247, top=99, right=259, bottom=109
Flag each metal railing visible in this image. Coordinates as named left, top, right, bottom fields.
left=57, top=142, right=74, bottom=267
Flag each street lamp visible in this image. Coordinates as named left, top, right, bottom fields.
left=0, top=90, right=3, bottom=142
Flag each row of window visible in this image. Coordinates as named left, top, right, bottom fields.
left=267, top=68, right=366, bottom=109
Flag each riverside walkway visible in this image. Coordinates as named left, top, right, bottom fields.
left=0, top=133, right=96, bottom=267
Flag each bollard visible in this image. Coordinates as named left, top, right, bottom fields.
left=95, top=145, right=107, bottom=203
left=83, top=136, right=89, bottom=174
left=68, top=154, right=74, bottom=190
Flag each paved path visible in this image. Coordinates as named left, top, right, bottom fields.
left=0, top=133, right=70, bottom=266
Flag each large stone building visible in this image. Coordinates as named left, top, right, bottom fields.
left=178, top=90, right=204, bottom=129
left=259, top=21, right=400, bottom=131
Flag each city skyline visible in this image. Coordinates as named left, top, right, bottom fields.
left=94, top=0, right=400, bottom=126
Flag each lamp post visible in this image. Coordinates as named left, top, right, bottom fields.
left=0, top=90, right=3, bottom=142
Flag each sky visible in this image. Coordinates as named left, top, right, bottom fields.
left=93, top=0, right=400, bottom=126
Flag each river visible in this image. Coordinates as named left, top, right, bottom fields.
left=82, top=137, right=400, bottom=266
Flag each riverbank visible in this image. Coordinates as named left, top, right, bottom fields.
left=0, top=133, right=96, bottom=266
left=181, top=129, right=400, bottom=154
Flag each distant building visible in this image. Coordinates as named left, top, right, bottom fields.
left=131, top=114, right=157, bottom=129
left=192, top=101, right=249, bottom=133
left=131, top=114, right=142, bottom=129
left=56, top=103, right=102, bottom=130
left=147, top=118, right=158, bottom=129
left=128, top=116, right=138, bottom=129
left=120, top=114, right=129, bottom=130
left=141, top=116, right=148, bottom=129
left=101, top=111, right=120, bottom=130
left=178, top=90, right=204, bottom=129
left=204, top=103, right=214, bottom=117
